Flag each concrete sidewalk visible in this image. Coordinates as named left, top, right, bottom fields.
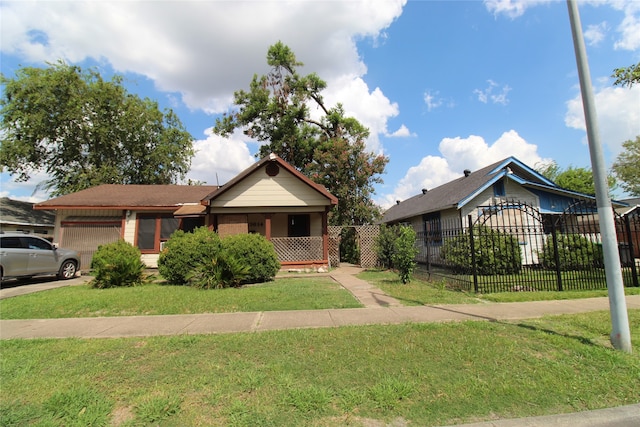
left=1, top=264, right=638, bottom=339
left=1, top=266, right=638, bottom=426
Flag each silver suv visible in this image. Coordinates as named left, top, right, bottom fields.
left=0, top=233, right=80, bottom=281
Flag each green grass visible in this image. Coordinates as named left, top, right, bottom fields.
left=0, top=277, right=362, bottom=319
left=360, top=269, right=640, bottom=305
left=1, top=310, right=638, bottom=426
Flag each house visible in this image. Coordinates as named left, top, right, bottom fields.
left=0, top=197, right=55, bottom=239
left=381, top=156, right=627, bottom=265
left=34, top=154, right=337, bottom=270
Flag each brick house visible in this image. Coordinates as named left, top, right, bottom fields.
left=34, top=154, right=337, bottom=269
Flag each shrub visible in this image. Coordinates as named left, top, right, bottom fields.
left=539, top=233, right=604, bottom=271
left=90, top=240, right=145, bottom=288
left=158, top=227, right=222, bottom=285
left=441, top=226, right=522, bottom=275
left=187, top=253, right=251, bottom=289
left=375, top=224, right=400, bottom=269
left=392, top=226, right=419, bottom=284
left=222, top=233, right=280, bottom=283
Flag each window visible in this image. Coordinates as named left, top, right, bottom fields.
left=181, top=217, right=205, bottom=233
left=136, top=214, right=179, bottom=252
left=423, top=212, right=442, bottom=246
left=493, top=180, right=505, bottom=197
left=288, top=214, right=310, bottom=237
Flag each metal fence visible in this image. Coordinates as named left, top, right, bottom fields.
left=415, top=200, right=639, bottom=293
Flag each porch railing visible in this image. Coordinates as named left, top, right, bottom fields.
left=271, top=236, right=324, bottom=262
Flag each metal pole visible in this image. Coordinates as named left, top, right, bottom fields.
left=566, top=0, right=632, bottom=352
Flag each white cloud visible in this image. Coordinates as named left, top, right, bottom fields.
left=387, top=124, right=415, bottom=138
left=377, top=130, right=547, bottom=209
left=185, top=128, right=256, bottom=186
left=484, top=0, right=640, bottom=51
left=564, top=84, right=640, bottom=157
left=473, top=80, right=511, bottom=105
left=483, top=0, right=552, bottom=19
left=321, top=75, right=400, bottom=153
left=584, top=22, right=609, bottom=46
left=0, top=170, right=55, bottom=203
left=0, top=1, right=405, bottom=114
left=424, top=90, right=443, bottom=112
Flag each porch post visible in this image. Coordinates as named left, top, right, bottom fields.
left=265, top=214, right=272, bottom=241
left=322, top=207, right=329, bottom=263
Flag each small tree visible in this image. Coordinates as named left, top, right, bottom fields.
left=90, top=240, right=145, bottom=288
left=375, top=224, right=400, bottom=269
left=392, top=226, right=419, bottom=284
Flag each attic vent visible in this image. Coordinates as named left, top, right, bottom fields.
left=265, top=163, right=279, bottom=177
left=463, top=169, right=471, bottom=177
left=422, top=188, right=428, bottom=194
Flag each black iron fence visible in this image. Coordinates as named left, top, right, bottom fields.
left=415, top=201, right=639, bottom=293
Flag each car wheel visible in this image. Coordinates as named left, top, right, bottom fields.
left=58, top=260, right=77, bottom=280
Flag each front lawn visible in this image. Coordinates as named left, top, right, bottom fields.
left=360, top=269, right=640, bottom=304
left=0, top=277, right=362, bottom=319
left=1, top=310, right=638, bottom=426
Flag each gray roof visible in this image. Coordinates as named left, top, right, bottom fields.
left=0, top=197, right=55, bottom=227
left=380, top=156, right=611, bottom=224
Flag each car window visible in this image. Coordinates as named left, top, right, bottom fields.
left=1, top=237, right=24, bottom=249
left=24, top=237, right=52, bottom=250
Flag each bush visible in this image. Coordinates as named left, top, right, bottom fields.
left=441, top=226, right=522, bottom=275
left=375, top=224, right=401, bottom=269
left=90, top=240, right=145, bottom=288
left=539, top=233, right=604, bottom=271
left=222, top=233, right=280, bottom=283
left=158, top=227, right=222, bottom=285
left=392, top=226, right=419, bottom=284
left=187, top=253, right=251, bottom=289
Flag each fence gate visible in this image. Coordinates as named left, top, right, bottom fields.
left=327, top=225, right=379, bottom=268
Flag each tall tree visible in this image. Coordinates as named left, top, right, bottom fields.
left=0, top=62, right=194, bottom=196
left=612, top=136, right=640, bottom=196
left=213, top=42, right=388, bottom=225
left=612, top=62, right=640, bottom=87
left=536, top=161, right=615, bottom=196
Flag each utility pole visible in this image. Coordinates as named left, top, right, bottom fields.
left=566, top=0, right=632, bottom=352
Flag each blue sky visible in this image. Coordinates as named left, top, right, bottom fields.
left=1, top=0, right=639, bottom=207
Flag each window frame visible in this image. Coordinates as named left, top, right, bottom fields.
left=135, top=213, right=180, bottom=253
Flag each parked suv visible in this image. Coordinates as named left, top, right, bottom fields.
left=0, top=233, right=80, bottom=282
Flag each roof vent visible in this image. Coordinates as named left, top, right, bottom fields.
left=463, top=169, right=471, bottom=177
left=421, top=188, right=428, bottom=194
left=396, top=200, right=401, bottom=205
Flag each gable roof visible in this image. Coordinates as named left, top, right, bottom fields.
left=202, top=153, right=338, bottom=206
left=34, top=184, right=219, bottom=211
left=381, top=156, right=610, bottom=224
left=0, top=197, right=55, bottom=227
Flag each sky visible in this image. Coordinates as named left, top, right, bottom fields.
left=1, top=0, right=639, bottom=209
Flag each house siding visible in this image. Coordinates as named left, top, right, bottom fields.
left=210, top=167, right=331, bottom=208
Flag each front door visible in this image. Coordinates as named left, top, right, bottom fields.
left=288, top=214, right=310, bottom=237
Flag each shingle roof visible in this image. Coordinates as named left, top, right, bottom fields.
left=0, top=197, right=55, bottom=226
left=380, top=157, right=560, bottom=224
left=34, top=184, right=219, bottom=210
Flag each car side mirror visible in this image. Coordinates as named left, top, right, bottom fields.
left=52, top=242, right=59, bottom=249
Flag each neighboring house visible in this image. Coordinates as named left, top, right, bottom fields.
left=381, top=156, right=627, bottom=265
left=34, top=154, right=337, bottom=269
left=0, top=197, right=55, bottom=239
